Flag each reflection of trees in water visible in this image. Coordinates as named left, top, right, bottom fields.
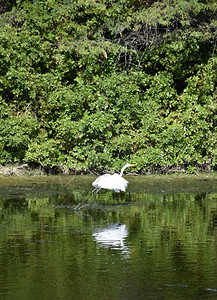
left=1, top=191, right=217, bottom=299
left=1, top=192, right=217, bottom=254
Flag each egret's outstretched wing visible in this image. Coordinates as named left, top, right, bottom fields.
left=92, top=174, right=112, bottom=188
left=92, top=173, right=128, bottom=192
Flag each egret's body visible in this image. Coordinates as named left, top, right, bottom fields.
left=74, top=163, right=135, bottom=210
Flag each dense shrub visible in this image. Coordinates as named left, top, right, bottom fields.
left=0, top=0, right=217, bottom=173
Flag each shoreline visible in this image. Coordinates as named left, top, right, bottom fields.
left=0, top=163, right=215, bottom=177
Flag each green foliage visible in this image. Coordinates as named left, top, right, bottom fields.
left=0, top=0, right=217, bottom=172
left=24, top=133, right=62, bottom=167
left=0, top=106, right=39, bottom=162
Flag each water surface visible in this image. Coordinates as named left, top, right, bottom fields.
left=1, top=174, right=217, bottom=299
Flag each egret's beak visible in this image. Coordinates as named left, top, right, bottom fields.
left=130, top=164, right=136, bottom=166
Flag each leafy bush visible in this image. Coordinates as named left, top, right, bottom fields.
left=24, top=132, right=62, bottom=168
left=0, top=0, right=217, bottom=173
left=0, top=106, right=39, bottom=162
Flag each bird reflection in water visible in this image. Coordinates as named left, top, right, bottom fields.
left=93, top=223, right=129, bottom=254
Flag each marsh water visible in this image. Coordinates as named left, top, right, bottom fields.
left=1, top=174, right=217, bottom=299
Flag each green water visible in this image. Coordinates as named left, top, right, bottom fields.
left=1, top=175, right=217, bottom=299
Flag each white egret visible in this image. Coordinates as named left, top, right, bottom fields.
left=74, top=163, right=135, bottom=210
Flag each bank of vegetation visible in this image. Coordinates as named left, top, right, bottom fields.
left=0, top=0, right=217, bottom=174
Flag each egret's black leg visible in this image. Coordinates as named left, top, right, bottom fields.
left=74, top=187, right=98, bottom=211
left=88, top=187, right=101, bottom=206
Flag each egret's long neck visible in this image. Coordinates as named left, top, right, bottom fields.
left=120, top=164, right=129, bottom=177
